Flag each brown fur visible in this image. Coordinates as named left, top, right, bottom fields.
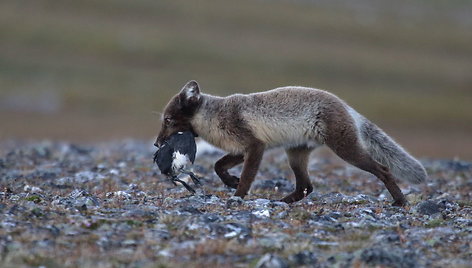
left=214, top=154, right=244, bottom=189
left=155, top=80, right=425, bottom=206
left=282, top=146, right=314, bottom=203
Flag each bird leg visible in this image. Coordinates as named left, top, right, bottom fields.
left=181, top=170, right=202, bottom=186
left=173, top=178, right=196, bottom=194
left=169, top=176, right=196, bottom=194
left=170, top=176, right=178, bottom=186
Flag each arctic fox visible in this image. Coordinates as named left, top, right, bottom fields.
left=155, top=80, right=427, bottom=206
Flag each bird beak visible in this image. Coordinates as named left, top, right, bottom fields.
left=154, top=138, right=162, bottom=147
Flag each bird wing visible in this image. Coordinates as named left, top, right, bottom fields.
left=154, top=142, right=174, bottom=175
left=169, top=131, right=196, bottom=164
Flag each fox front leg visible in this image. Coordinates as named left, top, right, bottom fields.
left=215, top=154, right=244, bottom=189
left=234, top=143, right=265, bottom=198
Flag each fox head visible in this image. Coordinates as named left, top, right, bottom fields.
left=155, top=80, right=202, bottom=147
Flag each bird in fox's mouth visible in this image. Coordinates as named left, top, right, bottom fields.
left=153, top=131, right=201, bottom=193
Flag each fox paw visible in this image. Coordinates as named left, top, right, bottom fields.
left=281, top=187, right=313, bottom=203
left=221, top=175, right=239, bottom=189
left=281, top=192, right=304, bottom=203
left=392, top=199, right=408, bottom=207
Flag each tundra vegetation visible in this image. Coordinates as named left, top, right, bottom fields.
left=0, top=140, right=471, bottom=267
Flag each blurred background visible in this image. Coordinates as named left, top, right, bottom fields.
left=0, top=0, right=471, bottom=159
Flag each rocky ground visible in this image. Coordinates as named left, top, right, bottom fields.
left=0, top=140, right=471, bottom=268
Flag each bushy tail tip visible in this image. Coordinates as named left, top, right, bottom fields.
left=360, top=120, right=427, bottom=184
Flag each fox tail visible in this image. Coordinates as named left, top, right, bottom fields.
left=359, top=119, right=427, bottom=184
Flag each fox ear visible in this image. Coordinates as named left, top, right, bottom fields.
left=179, top=80, right=201, bottom=107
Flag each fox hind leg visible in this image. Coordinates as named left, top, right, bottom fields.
left=354, top=157, right=407, bottom=207
left=327, top=136, right=407, bottom=207
left=281, top=146, right=314, bottom=203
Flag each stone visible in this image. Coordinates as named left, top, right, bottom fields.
left=414, top=200, right=442, bottom=216
left=360, top=247, right=417, bottom=268
left=226, top=196, right=244, bottom=208
left=289, top=251, right=318, bottom=266
left=255, top=254, right=289, bottom=268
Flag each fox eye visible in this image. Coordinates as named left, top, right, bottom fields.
left=164, top=117, right=172, bottom=125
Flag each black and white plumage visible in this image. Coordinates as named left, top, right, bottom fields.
left=153, top=131, right=201, bottom=193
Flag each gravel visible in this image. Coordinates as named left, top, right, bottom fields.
left=0, top=140, right=471, bottom=267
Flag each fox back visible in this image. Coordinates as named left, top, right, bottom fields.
left=190, top=87, right=355, bottom=154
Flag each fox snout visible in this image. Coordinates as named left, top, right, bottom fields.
left=154, top=134, right=167, bottom=148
